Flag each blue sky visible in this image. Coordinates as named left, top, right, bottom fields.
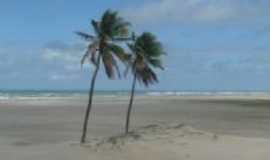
left=1, top=0, right=270, bottom=91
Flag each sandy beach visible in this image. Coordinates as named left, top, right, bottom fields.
left=1, top=95, right=270, bottom=159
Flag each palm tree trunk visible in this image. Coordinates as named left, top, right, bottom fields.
left=80, top=55, right=101, bottom=143
left=125, top=72, right=137, bottom=134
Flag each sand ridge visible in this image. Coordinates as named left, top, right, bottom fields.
left=75, top=124, right=270, bottom=160
left=1, top=123, right=270, bottom=160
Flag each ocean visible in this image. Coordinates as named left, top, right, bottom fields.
left=1, top=90, right=270, bottom=101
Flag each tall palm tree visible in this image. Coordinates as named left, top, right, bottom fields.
left=76, top=9, right=131, bottom=143
left=125, top=32, right=165, bottom=134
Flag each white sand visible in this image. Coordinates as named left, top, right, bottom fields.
left=1, top=124, right=270, bottom=160
left=1, top=96, right=270, bottom=159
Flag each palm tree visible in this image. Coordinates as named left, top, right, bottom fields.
left=76, top=9, right=131, bottom=143
left=125, top=32, right=165, bottom=134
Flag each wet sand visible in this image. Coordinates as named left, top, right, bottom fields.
left=1, top=96, right=270, bottom=143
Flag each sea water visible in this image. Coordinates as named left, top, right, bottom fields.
left=1, top=90, right=270, bottom=101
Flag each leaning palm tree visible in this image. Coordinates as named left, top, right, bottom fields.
left=125, top=32, right=165, bottom=134
left=76, top=9, right=131, bottom=143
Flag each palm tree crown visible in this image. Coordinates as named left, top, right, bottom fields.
left=127, top=32, right=165, bottom=86
left=77, top=9, right=131, bottom=78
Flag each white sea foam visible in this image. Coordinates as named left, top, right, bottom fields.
left=0, top=91, right=270, bottom=101
left=146, top=91, right=270, bottom=97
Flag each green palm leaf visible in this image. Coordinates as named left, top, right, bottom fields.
left=81, top=40, right=99, bottom=67
left=107, top=43, right=130, bottom=62
left=100, top=9, right=130, bottom=40
left=148, top=58, right=164, bottom=70
left=75, top=31, right=95, bottom=41
left=102, top=48, right=114, bottom=78
left=127, top=32, right=165, bottom=87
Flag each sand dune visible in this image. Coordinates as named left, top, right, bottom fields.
left=2, top=123, right=270, bottom=160
left=83, top=124, right=270, bottom=160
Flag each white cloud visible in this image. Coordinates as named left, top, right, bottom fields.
left=123, top=0, right=267, bottom=25
left=41, top=42, right=89, bottom=74
left=64, top=64, right=81, bottom=71
left=42, top=48, right=79, bottom=63
left=42, top=47, right=95, bottom=72
left=49, top=73, right=80, bottom=81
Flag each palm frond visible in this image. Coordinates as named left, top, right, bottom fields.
left=75, top=31, right=95, bottom=41
left=107, top=43, right=130, bottom=62
left=91, top=20, right=101, bottom=36
left=135, top=65, right=158, bottom=87
left=131, top=32, right=136, bottom=41
left=135, top=32, right=165, bottom=59
left=111, top=37, right=133, bottom=42
left=111, top=18, right=130, bottom=37
left=127, top=32, right=165, bottom=87
left=81, top=41, right=99, bottom=67
left=102, top=49, right=114, bottom=79
left=123, top=57, right=135, bottom=77
left=148, top=58, right=164, bottom=70
left=81, top=51, right=90, bottom=68
left=112, top=56, right=121, bottom=78
left=100, top=9, right=117, bottom=37
left=100, top=9, right=130, bottom=39
left=127, top=43, right=136, bottom=54
left=124, top=63, right=131, bottom=77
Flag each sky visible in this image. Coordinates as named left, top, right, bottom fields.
left=1, top=0, right=270, bottom=91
